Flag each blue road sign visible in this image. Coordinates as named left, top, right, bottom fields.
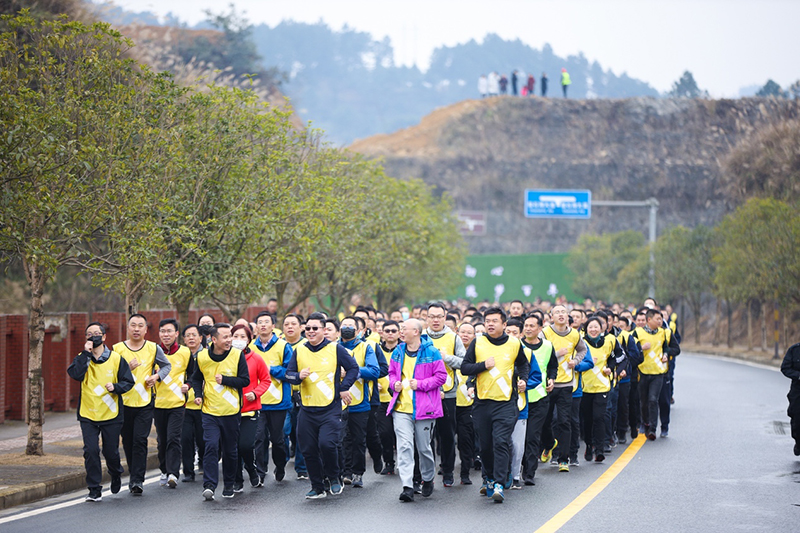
left=524, top=189, right=592, bottom=219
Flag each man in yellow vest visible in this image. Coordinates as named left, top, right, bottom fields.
left=521, top=313, right=557, bottom=485
left=633, top=308, right=680, bottom=440
left=251, top=311, right=293, bottom=486
left=540, top=304, right=588, bottom=472
left=375, top=319, right=401, bottom=475
left=285, top=312, right=359, bottom=499
left=154, top=318, right=191, bottom=489
left=68, top=322, right=134, bottom=502
left=191, top=323, right=251, bottom=500
left=425, top=302, right=466, bottom=488
left=114, top=313, right=172, bottom=495
left=461, top=307, right=533, bottom=503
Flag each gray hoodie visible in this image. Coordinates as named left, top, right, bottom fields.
left=425, top=326, right=466, bottom=399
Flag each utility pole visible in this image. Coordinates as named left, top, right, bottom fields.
left=591, top=197, right=659, bottom=297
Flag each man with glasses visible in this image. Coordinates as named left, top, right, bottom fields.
left=68, top=323, right=135, bottom=502
left=154, top=318, right=191, bottom=489
left=375, top=320, right=401, bottom=475
left=425, top=302, right=466, bottom=488
left=251, top=311, right=294, bottom=486
left=285, top=313, right=359, bottom=499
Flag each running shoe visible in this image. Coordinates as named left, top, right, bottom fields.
left=540, top=439, right=558, bottom=463
left=558, top=462, right=570, bottom=472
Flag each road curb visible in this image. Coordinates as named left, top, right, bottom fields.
left=0, top=451, right=160, bottom=510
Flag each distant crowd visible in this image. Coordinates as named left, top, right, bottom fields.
left=478, top=69, right=572, bottom=98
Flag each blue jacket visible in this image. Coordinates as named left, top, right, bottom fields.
left=369, top=340, right=390, bottom=406
left=340, top=338, right=380, bottom=413
left=256, top=333, right=293, bottom=411
left=518, top=355, right=543, bottom=420
left=572, top=350, right=595, bottom=398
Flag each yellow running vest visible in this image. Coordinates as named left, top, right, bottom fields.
left=542, top=326, right=582, bottom=385
left=197, top=347, right=243, bottom=416
left=525, top=339, right=554, bottom=403
left=396, top=352, right=417, bottom=414
left=346, top=343, right=369, bottom=408
left=113, top=341, right=158, bottom=408
left=430, top=332, right=457, bottom=392
left=475, top=335, right=521, bottom=402
left=297, top=342, right=338, bottom=407
left=79, top=351, right=123, bottom=422
left=456, top=369, right=473, bottom=407
left=582, top=339, right=615, bottom=394
left=635, top=327, right=671, bottom=375
left=251, top=337, right=288, bottom=405
left=155, top=346, right=191, bottom=409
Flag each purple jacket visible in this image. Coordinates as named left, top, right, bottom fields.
left=386, top=335, right=447, bottom=420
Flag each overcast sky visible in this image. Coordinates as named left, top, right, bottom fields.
left=102, top=0, right=800, bottom=97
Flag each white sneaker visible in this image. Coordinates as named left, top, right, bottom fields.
left=159, top=473, right=168, bottom=486
left=167, top=474, right=178, bottom=488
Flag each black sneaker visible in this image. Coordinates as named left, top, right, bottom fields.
left=660, top=428, right=669, bottom=438
left=413, top=482, right=422, bottom=494
left=275, top=468, right=285, bottom=482
left=399, top=487, right=414, bottom=502
left=222, top=486, right=235, bottom=498
left=202, top=487, right=214, bottom=501
left=795, top=443, right=800, bottom=456
left=250, top=475, right=260, bottom=488
left=630, top=427, right=639, bottom=439
left=297, top=472, right=309, bottom=480
left=473, top=458, right=482, bottom=470
left=342, top=474, right=352, bottom=485
left=443, top=475, right=454, bottom=487
left=352, top=474, right=363, bottom=488
left=421, top=480, right=434, bottom=497
left=233, top=482, right=244, bottom=493
left=595, top=452, right=605, bottom=462
left=523, top=477, right=536, bottom=486
left=110, top=475, right=121, bottom=494
left=373, top=457, right=383, bottom=474
left=130, top=483, right=143, bottom=496
left=647, top=431, right=657, bottom=441
left=85, top=488, right=102, bottom=502
left=584, top=446, right=593, bottom=462
left=511, top=479, right=522, bottom=490
left=461, top=476, right=472, bottom=485
left=380, top=464, right=395, bottom=475
left=182, top=474, right=195, bottom=483
left=618, top=434, right=627, bottom=445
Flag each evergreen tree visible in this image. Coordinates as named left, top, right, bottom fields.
left=668, top=70, right=707, bottom=98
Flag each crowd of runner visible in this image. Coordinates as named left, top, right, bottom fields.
left=68, top=297, right=682, bottom=503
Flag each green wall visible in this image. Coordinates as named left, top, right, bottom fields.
left=452, top=253, right=578, bottom=303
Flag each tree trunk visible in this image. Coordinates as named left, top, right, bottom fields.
left=124, top=278, right=145, bottom=318
left=174, top=298, right=191, bottom=339
left=760, top=299, right=767, bottom=351
left=692, top=303, right=701, bottom=345
left=746, top=300, right=753, bottom=351
left=726, top=300, right=733, bottom=349
left=712, top=298, right=722, bottom=346
left=23, top=257, right=46, bottom=456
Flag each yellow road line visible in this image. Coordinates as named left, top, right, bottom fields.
left=534, top=434, right=647, bottom=533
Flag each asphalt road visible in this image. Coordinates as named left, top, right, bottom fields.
left=1, top=353, right=797, bottom=533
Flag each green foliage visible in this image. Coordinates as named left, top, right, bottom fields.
left=0, top=11, right=466, bottom=322
left=668, top=70, right=707, bottom=98
left=566, top=231, right=649, bottom=303
left=755, top=79, right=785, bottom=98
left=712, top=198, right=800, bottom=306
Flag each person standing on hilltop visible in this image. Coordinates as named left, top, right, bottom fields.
left=561, top=68, right=571, bottom=97
left=488, top=71, right=500, bottom=96
left=527, top=74, right=535, bottom=97
left=511, top=70, right=519, bottom=95
left=478, top=74, right=488, bottom=98
left=499, top=74, right=508, bottom=95
left=541, top=72, right=548, bottom=97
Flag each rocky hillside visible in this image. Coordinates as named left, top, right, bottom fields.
left=351, top=97, right=800, bottom=254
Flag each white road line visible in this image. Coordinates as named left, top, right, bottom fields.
left=0, top=474, right=161, bottom=525
left=686, top=352, right=781, bottom=372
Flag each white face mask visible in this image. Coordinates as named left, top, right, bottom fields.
left=231, top=339, right=248, bottom=351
